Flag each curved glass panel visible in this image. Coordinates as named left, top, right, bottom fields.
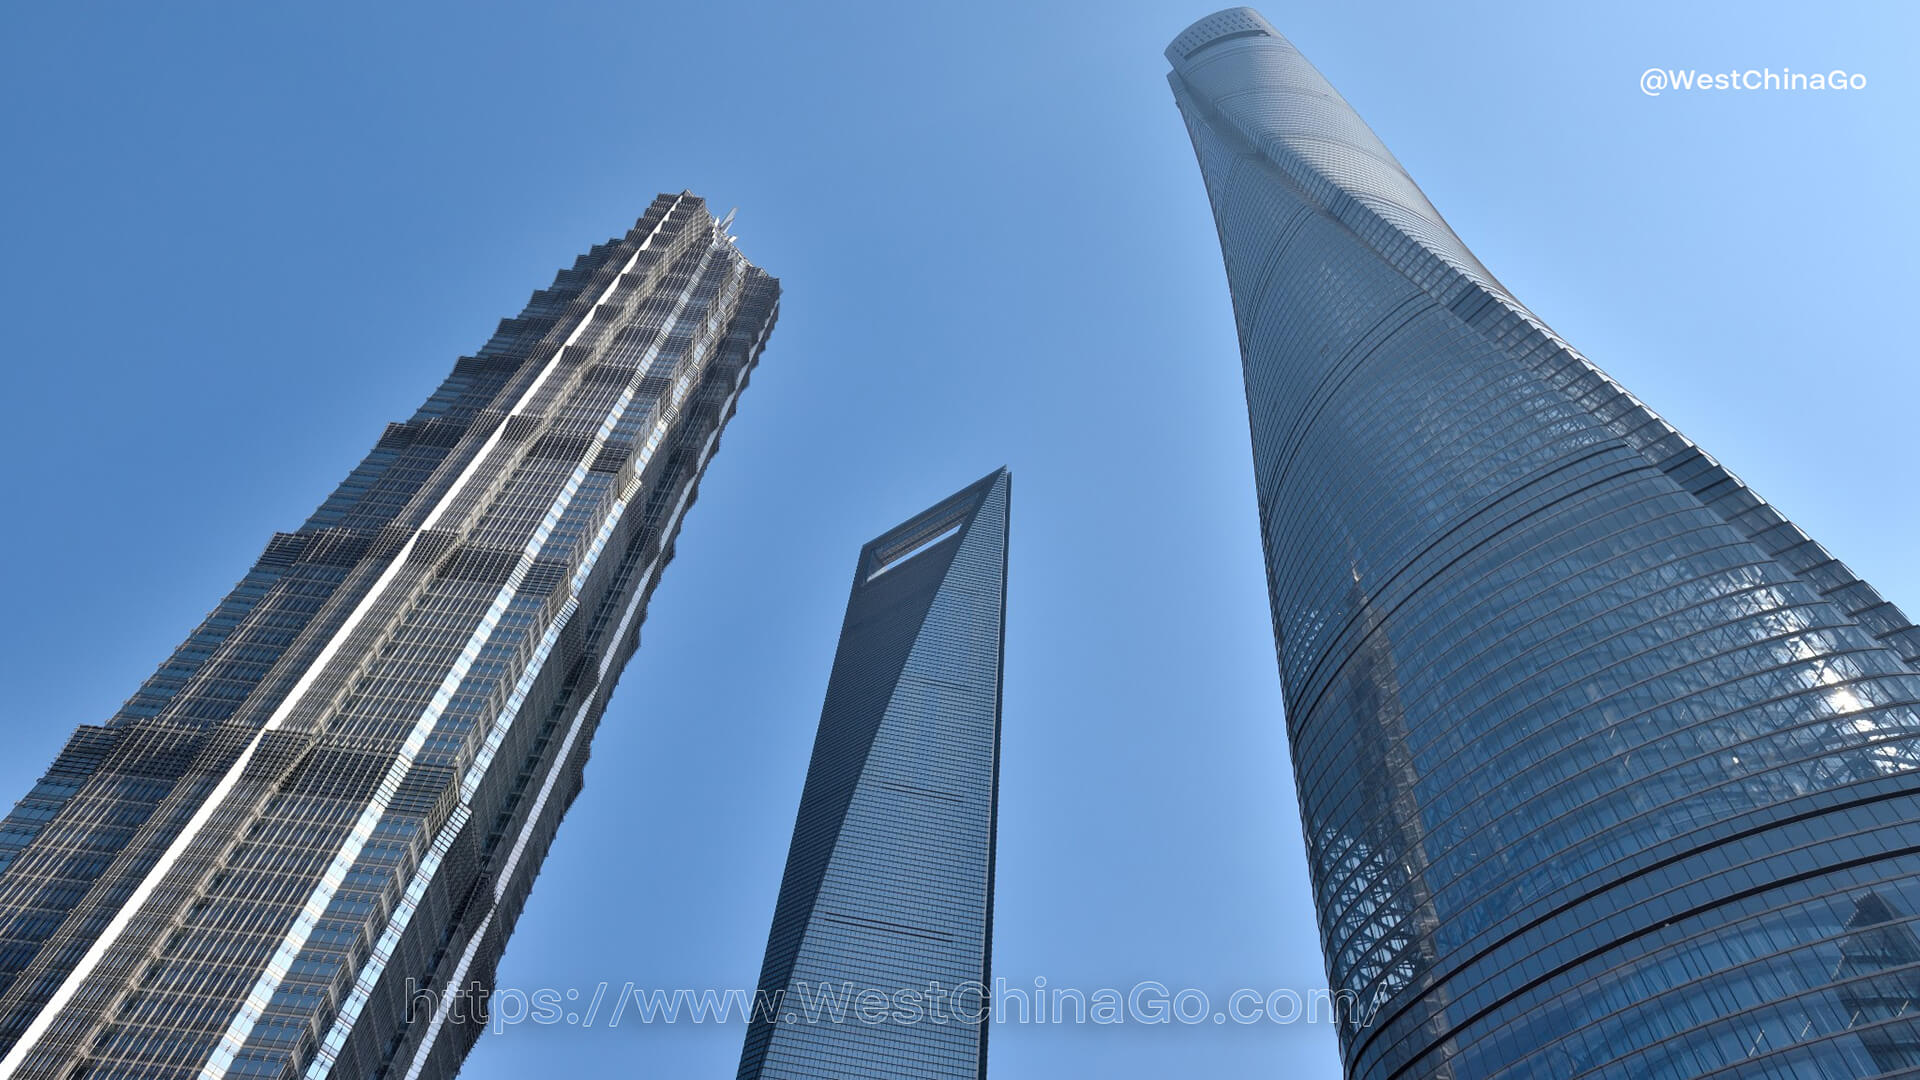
left=1168, top=10, right=1920, bottom=1077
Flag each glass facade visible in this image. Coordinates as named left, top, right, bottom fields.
left=738, top=470, right=1008, bottom=1080
left=0, top=193, right=779, bottom=1080
left=1167, top=10, right=1920, bottom=1079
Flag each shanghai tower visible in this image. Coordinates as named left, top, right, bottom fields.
left=0, top=193, right=778, bottom=1080
left=739, top=469, right=1008, bottom=1080
left=1169, top=9, right=1920, bottom=1080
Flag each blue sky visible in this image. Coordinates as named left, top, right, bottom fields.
left=0, top=1, right=1913, bottom=1076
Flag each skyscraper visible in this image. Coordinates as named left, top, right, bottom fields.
left=0, top=193, right=778, bottom=1080
left=738, top=469, right=1009, bottom=1080
left=1168, top=10, right=1920, bottom=1079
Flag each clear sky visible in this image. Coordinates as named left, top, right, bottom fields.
left=0, top=2, right=1913, bottom=1076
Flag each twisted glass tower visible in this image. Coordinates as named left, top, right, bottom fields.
left=0, top=193, right=778, bottom=1080
left=738, top=469, right=1008, bottom=1080
left=1169, top=10, right=1920, bottom=1079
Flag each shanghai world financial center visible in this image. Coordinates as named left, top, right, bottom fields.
left=0, top=7, right=1912, bottom=1080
